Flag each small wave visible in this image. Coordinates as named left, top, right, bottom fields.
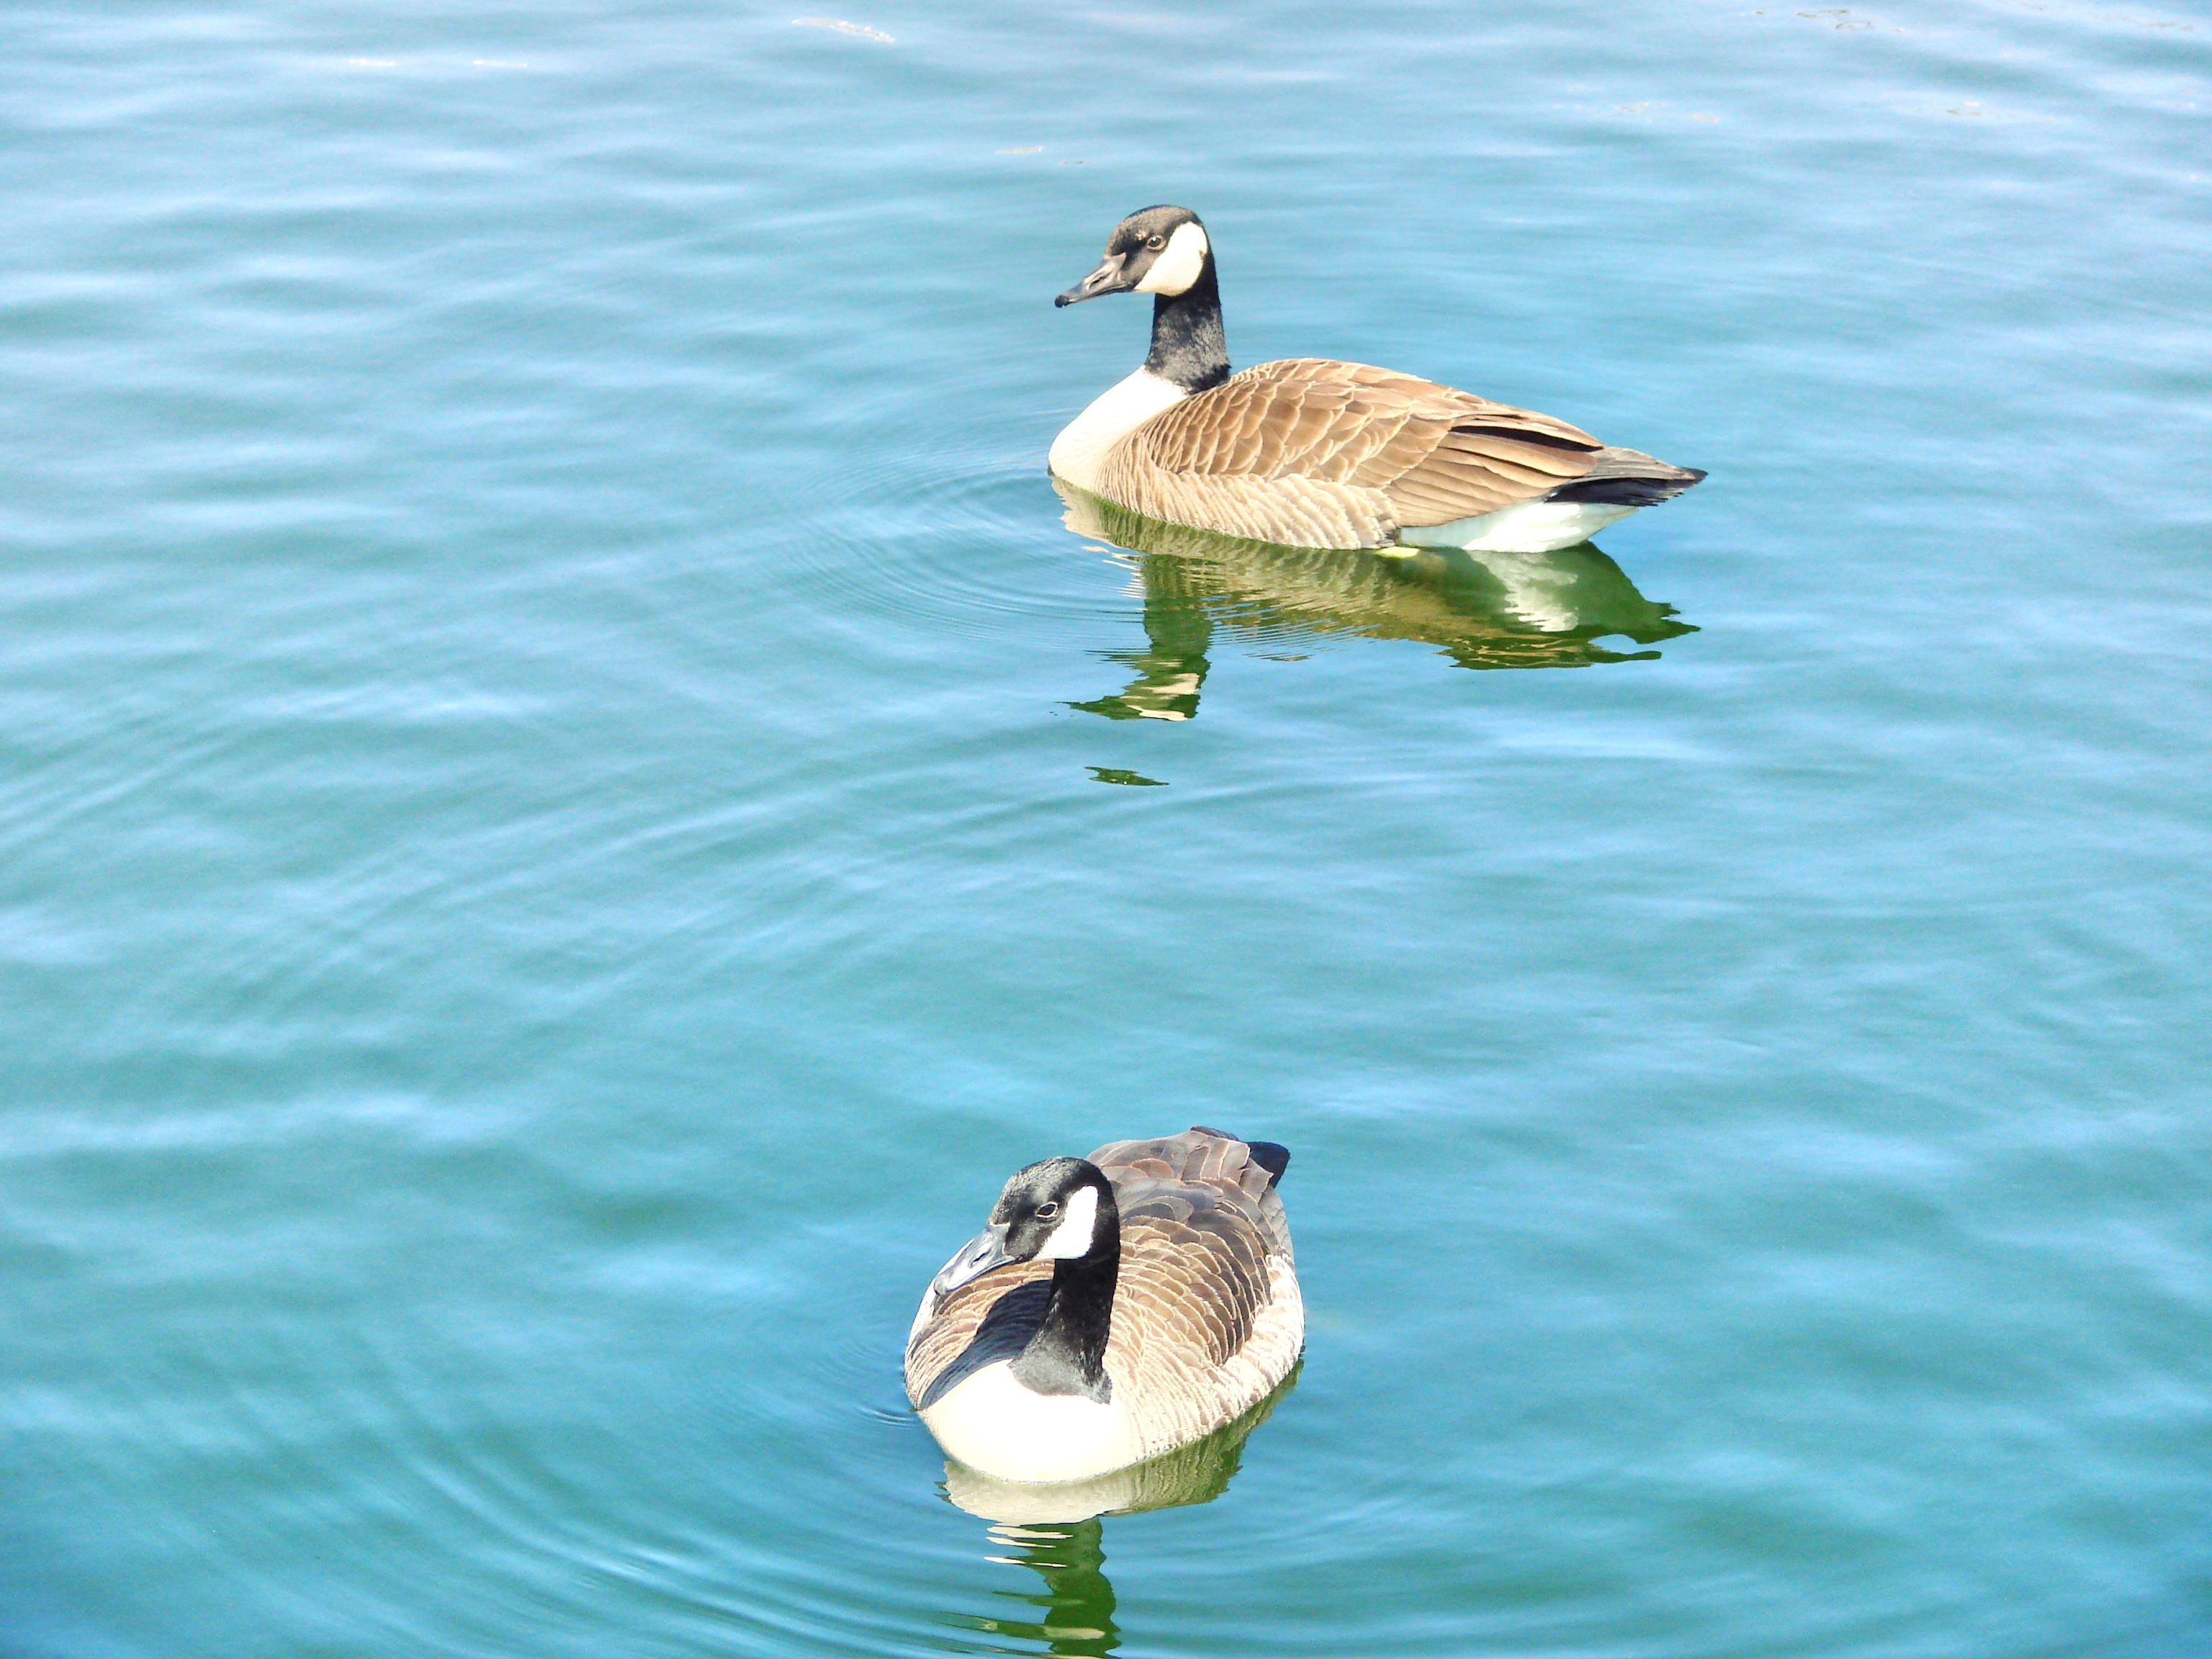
left=782, top=449, right=1138, bottom=644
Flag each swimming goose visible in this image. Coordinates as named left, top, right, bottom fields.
left=1049, top=205, right=1704, bottom=554
left=906, top=1127, right=1301, bottom=1485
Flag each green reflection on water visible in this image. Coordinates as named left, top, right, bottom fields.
left=956, top=1518, right=1122, bottom=1658
left=938, top=1372, right=1297, bottom=1657
left=1058, top=482, right=1697, bottom=721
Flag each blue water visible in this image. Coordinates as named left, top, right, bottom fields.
left=4, top=1, right=2211, bottom=1655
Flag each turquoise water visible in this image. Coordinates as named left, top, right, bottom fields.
left=4, top=1, right=2211, bottom=1654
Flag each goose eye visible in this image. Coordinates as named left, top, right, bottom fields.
left=1035, top=1200, right=1061, bottom=1220
left=1146, top=234, right=1166, bottom=250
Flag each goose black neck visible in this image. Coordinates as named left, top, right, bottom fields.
left=1012, top=1199, right=1120, bottom=1402
left=1145, top=261, right=1230, bottom=394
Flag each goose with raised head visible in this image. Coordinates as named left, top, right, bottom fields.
left=1049, top=205, right=1704, bottom=554
left=906, top=1127, right=1301, bottom=1485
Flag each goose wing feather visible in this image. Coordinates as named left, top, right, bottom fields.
left=1087, top=1126, right=1292, bottom=1261
left=1087, top=1128, right=1302, bottom=1453
left=904, top=1256, right=1053, bottom=1404
left=1102, top=359, right=1622, bottom=545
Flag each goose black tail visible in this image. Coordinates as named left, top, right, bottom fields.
left=1543, top=446, right=1706, bottom=508
left=1244, top=1141, right=1291, bottom=1186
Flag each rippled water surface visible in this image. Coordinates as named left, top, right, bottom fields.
left=5, top=1, right=2211, bottom=1655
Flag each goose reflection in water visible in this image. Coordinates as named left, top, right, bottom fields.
left=1056, top=480, right=1696, bottom=721
left=938, top=1371, right=1294, bottom=1658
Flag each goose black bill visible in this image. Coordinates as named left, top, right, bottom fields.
left=1056, top=253, right=1133, bottom=306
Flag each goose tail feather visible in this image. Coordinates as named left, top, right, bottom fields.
left=1542, top=447, right=1706, bottom=508
left=1187, top=1124, right=1290, bottom=1187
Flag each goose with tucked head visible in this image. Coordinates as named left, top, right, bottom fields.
left=907, top=1127, right=1300, bottom=1485
left=1048, top=204, right=1704, bottom=554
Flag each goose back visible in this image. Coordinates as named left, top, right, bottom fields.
left=1090, top=358, right=1696, bottom=551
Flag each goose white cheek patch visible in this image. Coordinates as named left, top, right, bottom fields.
left=1038, top=1184, right=1100, bottom=1259
left=1135, top=223, right=1208, bottom=296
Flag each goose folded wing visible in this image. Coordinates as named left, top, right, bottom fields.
left=1090, top=1128, right=1294, bottom=1262
left=904, top=1259, right=1054, bottom=1404
left=1127, top=358, right=1611, bottom=525
left=1111, top=1186, right=1274, bottom=1373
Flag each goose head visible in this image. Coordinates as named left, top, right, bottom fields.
left=1056, top=206, right=1212, bottom=307
left=929, top=1156, right=1117, bottom=1295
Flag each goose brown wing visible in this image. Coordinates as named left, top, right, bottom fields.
left=1087, top=1128, right=1292, bottom=1377
left=1125, top=358, right=1608, bottom=525
left=904, top=1258, right=1054, bottom=1405
left=1113, top=1185, right=1270, bottom=1372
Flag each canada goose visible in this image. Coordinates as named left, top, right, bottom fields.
left=1049, top=206, right=1704, bottom=554
left=907, top=1126, right=1301, bottom=1485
